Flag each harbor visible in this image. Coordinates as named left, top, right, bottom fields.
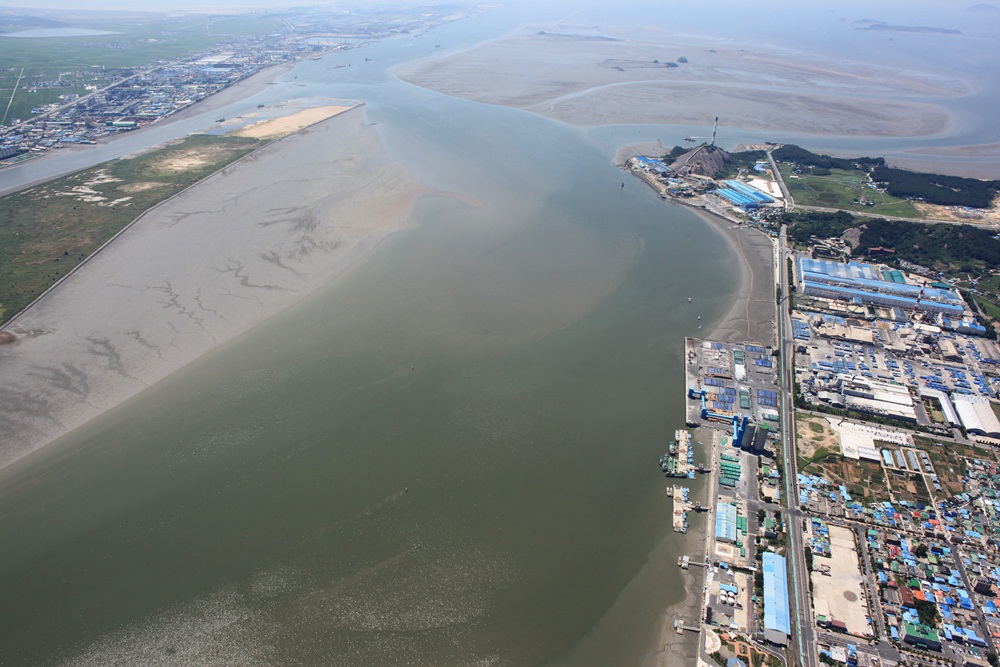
left=659, top=428, right=696, bottom=479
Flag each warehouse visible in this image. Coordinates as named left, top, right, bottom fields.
left=953, top=395, right=1000, bottom=438
left=716, top=500, right=739, bottom=544
left=762, top=552, right=791, bottom=646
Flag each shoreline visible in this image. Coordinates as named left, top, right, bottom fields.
left=0, top=104, right=426, bottom=471
left=1, top=100, right=364, bottom=333
left=648, top=197, right=778, bottom=664
left=0, top=60, right=296, bottom=197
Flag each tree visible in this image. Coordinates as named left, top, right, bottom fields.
left=915, top=599, right=939, bottom=627
left=915, top=543, right=929, bottom=558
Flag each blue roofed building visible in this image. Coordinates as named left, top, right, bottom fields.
left=763, top=552, right=791, bottom=646
left=797, top=257, right=967, bottom=316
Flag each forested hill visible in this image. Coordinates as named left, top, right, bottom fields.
left=773, top=145, right=1000, bottom=209
left=784, top=210, right=1000, bottom=273
left=772, top=145, right=884, bottom=171
left=870, top=166, right=1000, bottom=209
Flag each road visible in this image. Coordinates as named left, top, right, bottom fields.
left=767, top=151, right=794, bottom=212
left=777, top=224, right=816, bottom=667
left=794, top=204, right=998, bottom=229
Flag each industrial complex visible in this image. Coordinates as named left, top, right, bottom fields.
left=643, top=141, right=1000, bottom=667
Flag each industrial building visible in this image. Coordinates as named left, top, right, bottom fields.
left=798, top=258, right=967, bottom=316
left=716, top=500, right=739, bottom=544
left=827, top=375, right=917, bottom=422
left=938, top=314, right=988, bottom=337
left=714, top=180, right=775, bottom=210
left=953, top=395, right=1000, bottom=438
left=918, top=387, right=961, bottom=427
left=762, top=552, right=791, bottom=646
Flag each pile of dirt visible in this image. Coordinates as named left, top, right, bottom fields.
left=670, top=144, right=732, bottom=177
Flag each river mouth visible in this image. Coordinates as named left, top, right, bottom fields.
left=0, top=155, right=741, bottom=663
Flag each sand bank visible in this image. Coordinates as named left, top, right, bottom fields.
left=0, top=106, right=426, bottom=469
left=230, top=103, right=356, bottom=140
left=395, top=26, right=958, bottom=138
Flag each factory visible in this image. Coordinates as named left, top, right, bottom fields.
left=762, top=552, right=791, bottom=646
left=951, top=395, right=1000, bottom=439
left=798, top=258, right=967, bottom=317
left=713, top=180, right=776, bottom=210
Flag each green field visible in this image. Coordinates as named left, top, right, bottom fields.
left=0, top=13, right=287, bottom=123
left=0, top=134, right=263, bottom=324
left=780, top=165, right=921, bottom=218
left=973, top=294, right=1000, bottom=321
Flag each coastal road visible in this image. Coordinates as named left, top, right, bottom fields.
left=777, top=225, right=816, bottom=667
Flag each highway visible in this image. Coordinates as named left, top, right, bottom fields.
left=777, top=225, right=816, bottom=667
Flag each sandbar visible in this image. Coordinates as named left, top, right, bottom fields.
left=0, top=106, right=425, bottom=469
left=231, top=104, right=357, bottom=140
left=395, top=26, right=958, bottom=137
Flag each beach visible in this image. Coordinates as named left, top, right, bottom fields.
left=0, top=104, right=425, bottom=469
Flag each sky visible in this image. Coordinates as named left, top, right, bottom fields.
left=2, top=0, right=996, bottom=12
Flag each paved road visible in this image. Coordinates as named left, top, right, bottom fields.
left=777, top=225, right=816, bottom=667
left=767, top=151, right=794, bottom=212
left=794, top=204, right=999, bottom=229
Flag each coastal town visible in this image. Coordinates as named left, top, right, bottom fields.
left=0, top=5, right=475, bottom=163
left=630, top=144, right=1000, bottom=667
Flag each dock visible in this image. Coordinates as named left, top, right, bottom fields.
left=660, top=429, right=697, bottom=479
left=671, top=484, right=693, bottom=533
left=673, top=619, right=702, bottom=634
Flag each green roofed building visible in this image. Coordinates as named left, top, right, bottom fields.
left=901, top=621, right=941, bottom=651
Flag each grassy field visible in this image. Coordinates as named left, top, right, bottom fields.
left=973, top=294, right=1000, bottom=321
left=0, top=13, right=287, bottom=122
left=780, top=165, right=921, bottom=218
left=0, top=134, right=263, bottom=324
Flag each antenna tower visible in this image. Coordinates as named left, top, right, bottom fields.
left=711, top=116, right=719, bottom=147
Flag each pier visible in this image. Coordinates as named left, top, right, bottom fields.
left=673, top=619, right=703, bottom=634
left=671, top=484, right=693, bottom=533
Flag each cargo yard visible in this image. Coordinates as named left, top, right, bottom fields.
left=663, top=336, right=788, bottom=654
